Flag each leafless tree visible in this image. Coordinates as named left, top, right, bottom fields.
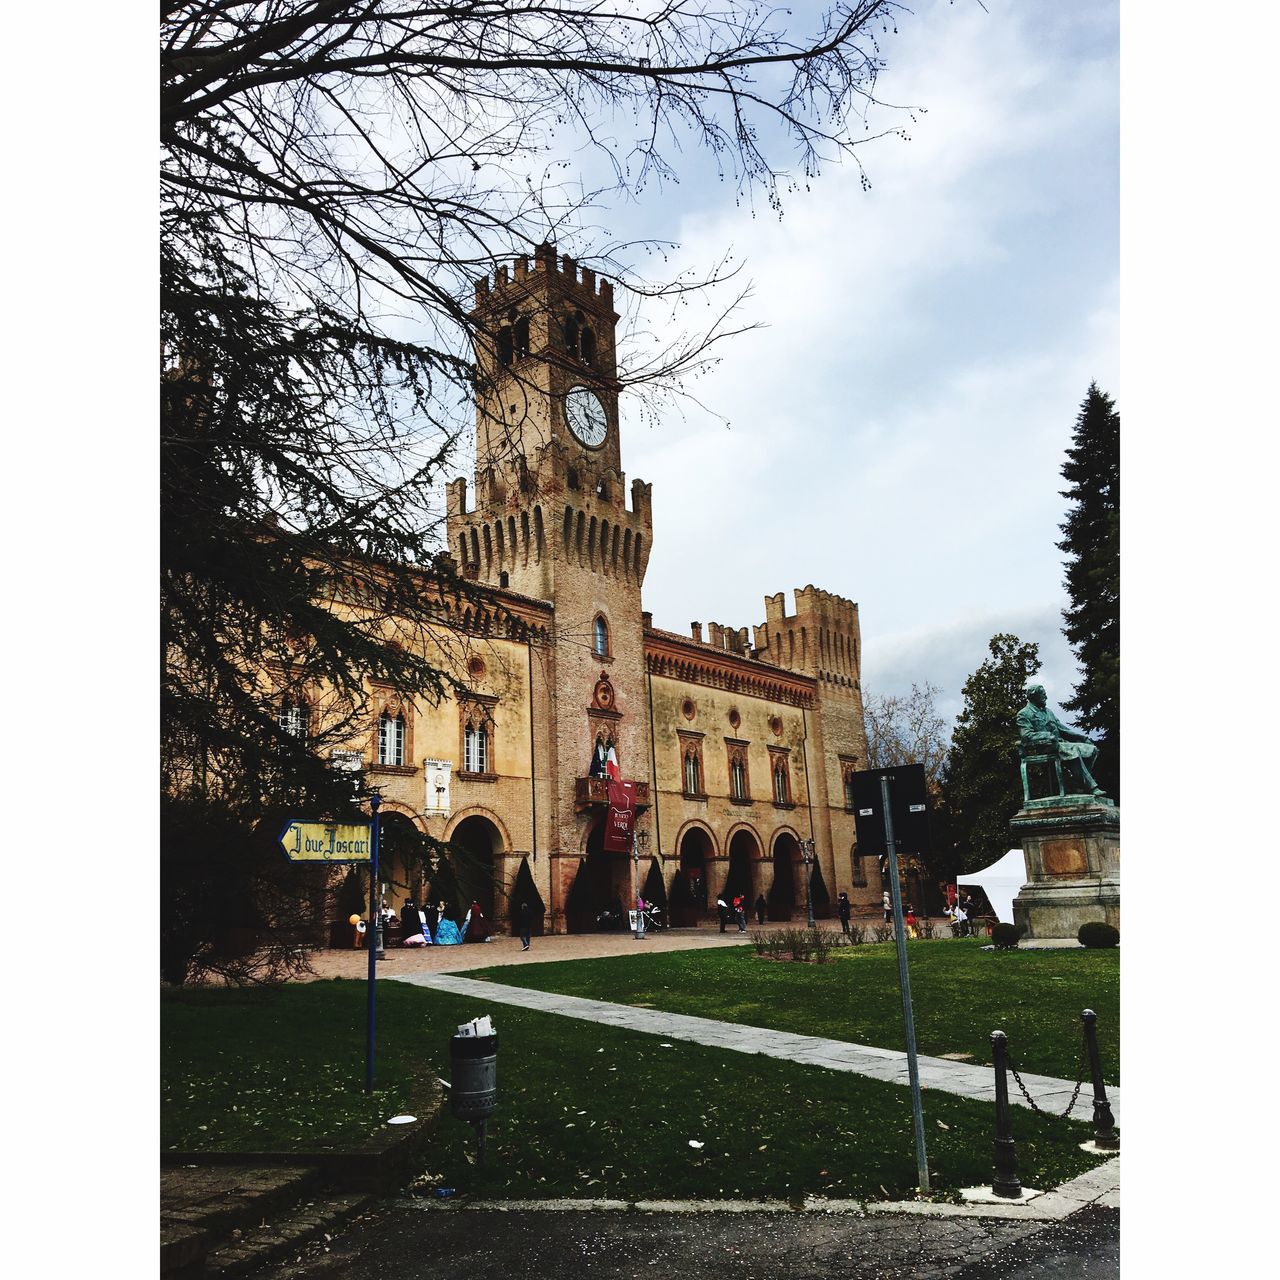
left=863, top=681, right=950, bottom=790
left=160, top=1, right=922, bottom=980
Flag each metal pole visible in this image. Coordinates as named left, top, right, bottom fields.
left=1081, top=1009, right=1119, bottom=1148
left=365, top=792, right=381, bottom=1094
left=631, top=830, right=643, bottom=939
left=881, top=775, right=930, bottom=1193
left=990, top=1030, right=1023, bottom=1198
left=802, top=840, right=816, bottom=928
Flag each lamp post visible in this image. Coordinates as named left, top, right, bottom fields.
left=800, top=837, right=816, bottom=928
left=632, top=828, right=650, bottom=939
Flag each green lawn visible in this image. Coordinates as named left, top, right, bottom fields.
left=470, top=938, right=1120, bottom=1084
left=162, top=979, right=1101, bottom=1202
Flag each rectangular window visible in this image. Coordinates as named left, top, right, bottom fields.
left=464, top=722, right=489, bottom=774
left=378, top=714, right=405, bottom=766
left=279, top=701, right=307, bottom=739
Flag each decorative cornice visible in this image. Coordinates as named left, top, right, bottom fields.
left=644, top=629, right=816, bottom=709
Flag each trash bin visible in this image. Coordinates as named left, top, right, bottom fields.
left=449, top=1033, right=498, bottom=1122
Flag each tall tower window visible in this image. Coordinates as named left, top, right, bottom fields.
left=593, top=615, right=610, bottom=657
left=513, top=314, right=530, bottom=359
left=730, top=758, right=747, bottom=801
left=378, top=712, right=405, bottom=766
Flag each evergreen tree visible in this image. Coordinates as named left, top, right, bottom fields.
left=940, top=634, right=1042, bottom=874
left=1058, top=383, right=1120, bottom=799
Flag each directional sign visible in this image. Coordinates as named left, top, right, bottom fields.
left=279, top=819, right=372, bottom=863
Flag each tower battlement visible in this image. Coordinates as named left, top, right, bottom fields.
left=473, top=242, right=616, bottom=313
left=753, top=585, right=861, bottom=691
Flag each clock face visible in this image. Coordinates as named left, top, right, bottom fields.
left=565, top=386, right=608, bottom=448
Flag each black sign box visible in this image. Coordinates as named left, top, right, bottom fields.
left=849, top=763, right=932, bottom=858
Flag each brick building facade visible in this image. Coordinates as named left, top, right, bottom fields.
left=322, top=244, right=878, bottom=932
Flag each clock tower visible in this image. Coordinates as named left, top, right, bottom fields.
left=446, top=244, right=655, bottom=928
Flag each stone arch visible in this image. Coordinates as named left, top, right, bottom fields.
left=721, top=825, right=763, bottom=904
left=669, top=820, right=716, bottom=926
left=767, top=828, right=803, bottom=921
left=445, top=808, right=508, bottom=922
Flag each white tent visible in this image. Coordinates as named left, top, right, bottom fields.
left=961, top=850, right=1028, bottom=924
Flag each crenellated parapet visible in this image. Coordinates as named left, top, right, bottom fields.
left=753, top=585, right=862, bottom=692
left=473, top=241, right=617, bottom=316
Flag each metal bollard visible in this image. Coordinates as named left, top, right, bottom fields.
left=990, top=1031, right=1023, bottom=1199
left=1081, top=1009, right=1119, bottom=1149
left=450, top=1032, right=498, bottom=1165
left=375, top=919, right=386, bottom=959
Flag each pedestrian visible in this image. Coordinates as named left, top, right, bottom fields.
left=882, top=890, right=892, bottom=923
left=755, top=894, right=767, bottom=925
left=836, top=892, right=851, bottom=936
left=423, top=900, right=439, bottom=938
left=733, top=895, right=747, bottom=932
left=464, top=900, right=489, bottom=943
left=399, top=899, right=426, bottom=946
left=905, top=905, right=918, bottom=939
left=519, top=900, right=532, bottom=951
left=716, top=895, right=729, bottom=933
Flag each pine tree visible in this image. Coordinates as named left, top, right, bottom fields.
left=940, top=634, right=1042, bottom=873
left=1058, top=383, right=1120, bottom=799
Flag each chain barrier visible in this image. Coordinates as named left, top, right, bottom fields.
left=1006, top=1037, right=1088, bottom=1123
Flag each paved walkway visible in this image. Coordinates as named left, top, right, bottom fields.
left=388, top=972, right=1121, bottom=1128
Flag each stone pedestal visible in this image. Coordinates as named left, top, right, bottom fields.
left=1011, top=797, right=1119, bottom=940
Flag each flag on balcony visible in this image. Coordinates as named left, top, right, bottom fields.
left=603, top=778, right=636, bottom=853
left=605, top=744, right=620, bottom=780
left=588, top=738, right=608, bottom=778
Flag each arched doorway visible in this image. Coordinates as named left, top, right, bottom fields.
left=670, top=825, right=713, bottom=926
left=378, top=811, right=431, bottom=908
left=449, top=814, right=504, bottom=920
left=768, top=831, right=800, bottom=921
left=565, top=816, right=626, bottom=933
left=722, top=828, right=759, bottom=904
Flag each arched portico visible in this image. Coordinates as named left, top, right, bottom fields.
left=670, top=821, right=716, bottom=925
left=768, top=828, right=802, bottom=921
left=721, top=826, right=762, bottom=904
left=446, top=811, right=506, bottom=920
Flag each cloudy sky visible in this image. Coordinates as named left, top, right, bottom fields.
left=599, top=0, right=1119, bottom=728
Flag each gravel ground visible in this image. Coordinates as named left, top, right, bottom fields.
left=247, top=1200, right=1119, bottom=1280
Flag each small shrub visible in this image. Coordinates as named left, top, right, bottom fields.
left=848, top=923, right=866, bottom=945
left=813, top=928, right=844, bottom=963
left=765, top=932, right=787, bottom=961
left=872, top=924, right=893, bottom=944
left=749, top=931, right=768, bottom=956
left=916, top=916, right=937, bottom=940
left=992, top=922, right=1021, bottom=950
left=1077, top=921, right=1119, bottom=949
left=789, top=929, right=815, bottom=962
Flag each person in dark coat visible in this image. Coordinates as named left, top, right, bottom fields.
left=400, top=900, right=424, bottom=944
left=716, top=895, right=729, bottom=933
left=423, top=901, right=439, bottom=937
left=836, top=892, right=852, bottom=936
left=519, top=900, right=532, bottom=952
left=755, top=894, right=767, bottom=925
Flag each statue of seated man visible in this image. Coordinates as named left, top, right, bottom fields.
left=1016, top=683, right=1104, bottom=796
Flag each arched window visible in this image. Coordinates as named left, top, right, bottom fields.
left=593, top=615, right=609, bottom=657
left=563, top=313, right=579, bottom=358
left=730, top=757, right=747, bottom=801
left=852, top=849, right=868, bottom=887
left=497, top=327, right=514, bottom=367
left=772, top=760, right=790, bottom=805
left=513, top=314, right=530, bottom=359
left=279, top=698, right=307, bottom=740
left=378, top=712, right=405, bottom=766
left=580, top=325, right=595, bottom=366
left=464, top=719, right=489, bottom=774
left=683, top=749, right=701, bottom=797
left=498, top=571, right=510, bottom=588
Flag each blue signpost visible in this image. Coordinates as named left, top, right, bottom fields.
left=366, top=792, right=381, bottom=1093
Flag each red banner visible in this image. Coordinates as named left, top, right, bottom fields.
left=603, top=779, right=637, bottom=854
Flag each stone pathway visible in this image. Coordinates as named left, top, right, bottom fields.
left=388, top=972, right=1121, bottom=1128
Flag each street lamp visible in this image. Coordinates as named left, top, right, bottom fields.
left=800, top=837, right=816, bottom=928
left=632, top=828, right=650, bottom=939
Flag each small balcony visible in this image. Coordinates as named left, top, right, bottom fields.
left=574, top=776, right=650, bottom=813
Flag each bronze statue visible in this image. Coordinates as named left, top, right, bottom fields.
left=1016, top=684, right=1103, bottom=797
